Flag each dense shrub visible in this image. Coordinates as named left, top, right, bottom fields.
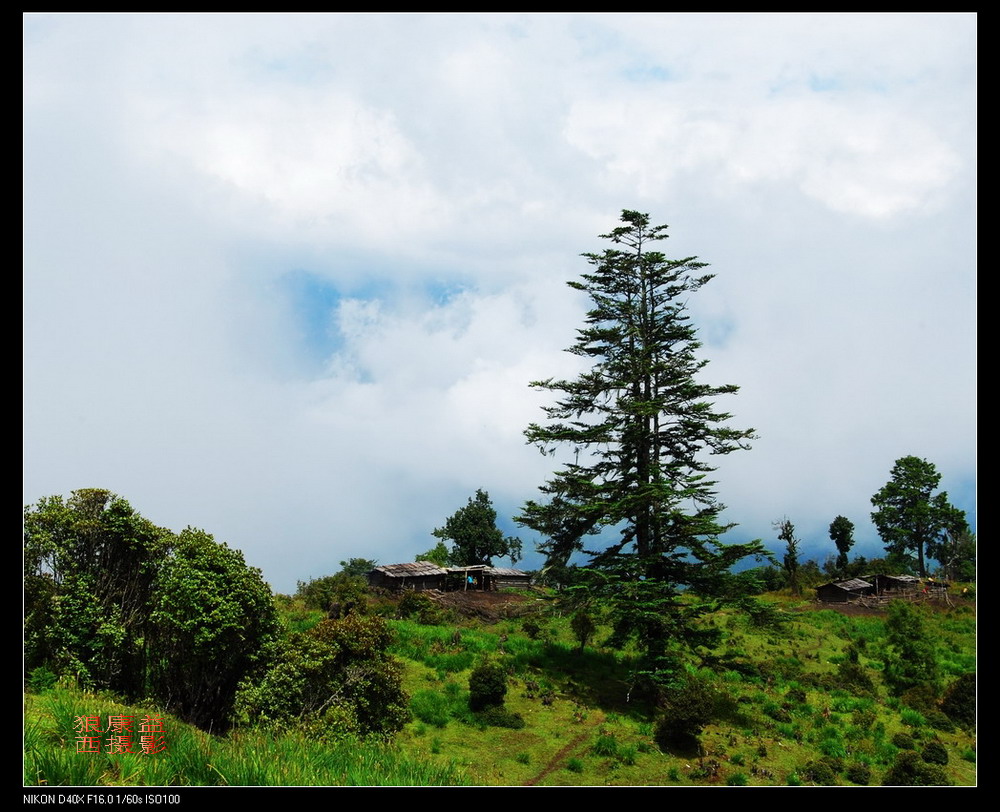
left=476, top=706, right=525, bottom=729
left=785, top=686, right=807, bottom=704
left=851, top=708, right=877, bottom=730
left=882, top=751, right=951, bottom=786
left=835, top=661, right=875, bottom=694
left=233, top=615, right=409, bottom=740
left=884, top=602, right=940, bottom=696
left=801, top=759, right=837, bottom=785
left=900, top=683, right=939, bottom=714
left=570, top=610, right=597, bottom=651
left=924, top=710, right=956, bottom=733
left=921, top=740, right=949, bottom=766
left=149, top=528, right=281, bottom=730
left=468, top=659, right=508, bottom=711
left=891, top=732, right=915, bottom=750
left=940, top=673, right=976, bottom=728
left=520, top=617, right=549, bottom=640
left=655, top=677, right=725, bottom=749
left=296, top=573, right=368, bottom=616
left=845, top=763, right=871, bottom=785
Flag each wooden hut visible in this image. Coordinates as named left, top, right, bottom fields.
left=489, top=566, right=532, bottom=589
left=367, top=562, right=447, bottom=592
left=815, top=578, right=875, bottom=603
left=447, top=565, right=493, bottom=591
left=867, top=574, right=921, bottom=596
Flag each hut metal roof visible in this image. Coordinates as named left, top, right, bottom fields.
left=488, top=567, right=530, bottom=577
left=818, top=578, right=873, bottom=591
left=373, top=562, right=448, bottom=578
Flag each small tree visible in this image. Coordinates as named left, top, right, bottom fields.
left=883, top=601, right=940, bottom=697
left=338, top=558, right=377, bottom=577
left=871, top=456, right=966, bottom=577
left=775, top=518, right=801, bottom=596
left=570, top=609, right=598, bottom=652
left=828, top=516, right=855, bottom=576
left=468, top=659, right=508, bottom=711
left=433, top=489, right=522, bottom=566
left=149, top=527, right=279, bottom=729
left=415, top=541, right=451, bottom=567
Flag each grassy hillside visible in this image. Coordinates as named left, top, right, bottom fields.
left=24, top=588, right=976, bottom=786
left=382, top=590, right=975, bottom=786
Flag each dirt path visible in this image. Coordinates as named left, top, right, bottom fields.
left=523, top=732, right=590, bottom=786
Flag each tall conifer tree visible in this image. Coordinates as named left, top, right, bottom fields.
left=517, top=211, right=764, bottom=677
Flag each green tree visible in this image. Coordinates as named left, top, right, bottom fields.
left=23, top=490, right=279, bottom=731
left=516, top=210, right=764, bottom=680
left=23, top=489, right=169, bottom=697
left=930, top=528, right=975, bottom=582
left=415, top=540, right=452, bottom=567
left=828, top=515, right=855, bottom=576
left=148, top=527, right=279, bottom=729
left=433, top=489, right=522, bottom=566
left=870, top=456, right=966, bottom=577
left=233, top=615, right=409, bottom=740
left=338, top=557, right=377, bottom=577
left=775, top=517, right=800, bottom=596
left=883, top=601, right=940, bottom=697
left=296, top=572, right=369, bottom=617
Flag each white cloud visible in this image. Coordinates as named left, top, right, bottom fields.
left=24, top=13, right=975, bottom=591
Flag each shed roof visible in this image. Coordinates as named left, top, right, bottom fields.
left=372, top=562, right=448, bottom=578
left=488, top=567, right=530, bottom=578
left=819, top=578, right=873, bottom=592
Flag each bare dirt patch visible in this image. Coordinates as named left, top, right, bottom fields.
left=424, top=589, right=544, bottom=622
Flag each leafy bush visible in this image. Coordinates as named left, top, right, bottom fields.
left=655, top=677, right=726, bottom=749
left=940, top=673, right=975, bottom=728
left=233, top=615, right=409, bottom=740
left=845, top=762, right=871, bottom=785
left=570, top=610, right=598, bottom=651
left=801, top=760, right=837, bottom=785
left=882, top=751, right=951, bottom=786
left=149, top=528, right=280, bottom=730
left=884, top=602, right=940, bottom=696
left=398, top=590, right=445, bottom=625
left=851, top=708, right=877, bottom=730
left=834, top=661, right=875, bottom=694
left=295, top=573, right=368, bottom=616
left=921, top=740, right=949, bottom=766
left=924, top=710, right=955, bottom=733
left=27, top=666, right=58, bottom=693
left=520, top=617, right=549, bottom=641
left=477, top=706, right=526, bottom=729
left=891, top=732, right=915, bottom=750
left=900, top=683, right=939, bottom=714
left=468, top=659, right=508, bottom=711
left=785, top=686, right=807, bottom=704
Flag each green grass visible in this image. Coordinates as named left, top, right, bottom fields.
left=24, top=684, right=468, bottom=786
left=26, top=592, right=976, bottom=787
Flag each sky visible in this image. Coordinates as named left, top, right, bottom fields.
left=24, top=13, right=976, bottom=594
